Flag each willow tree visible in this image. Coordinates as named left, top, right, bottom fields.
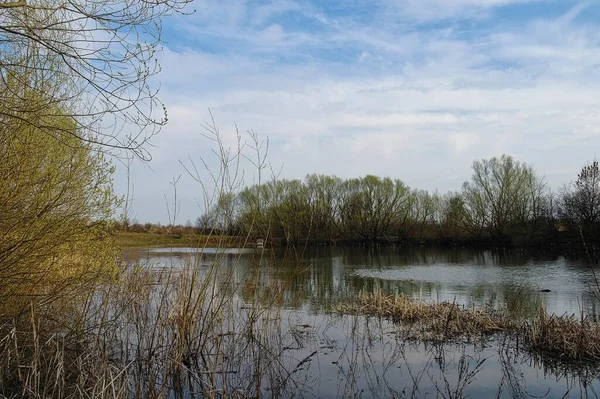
left=304, top=174, right=342, bottom=242
left=337, top=176, right=411, bottom=242
left=462, top=155, right=546, bottom=241
left=266, top=179, right=311, bottom=244
left=409, top=189, right=440, bottom=240
left=0, top=0, right=191, bottom=159
left=0, top=103, right=119, bottom=315
left=436, top=193, right=467, bottom=240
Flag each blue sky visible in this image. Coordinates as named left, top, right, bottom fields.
left=116, top=0, right=600, bottom=224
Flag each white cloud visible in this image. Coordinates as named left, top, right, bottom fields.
left=378, top=0, right=543, bottom=23
left=358, top=51, right=371, bottom=62
left=450, top=133, right=478, bottom=153
left=117, top=1, right=600, bottom=222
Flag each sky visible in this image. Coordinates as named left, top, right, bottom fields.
left=115, top=0, right=600, bottom=225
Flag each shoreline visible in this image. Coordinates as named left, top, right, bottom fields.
left=115, top=231, right=600, bottom=255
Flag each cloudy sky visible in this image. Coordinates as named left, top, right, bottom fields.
left=116, top=0, right=600, bottom=224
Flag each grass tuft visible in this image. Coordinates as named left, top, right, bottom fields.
left=336, top=291, right=600, bottom=363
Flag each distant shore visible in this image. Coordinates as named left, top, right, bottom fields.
left=115, top=231, right=600, bottom=255
left=115, top=232, right=251, bottom=248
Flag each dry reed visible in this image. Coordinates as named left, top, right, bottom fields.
left=0, top=254, right=311, bottom=398
left=336, top=291, right=600, bottom=363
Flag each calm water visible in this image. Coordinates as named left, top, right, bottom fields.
left=141, top=246, right=600, bottom=317
left=130, top=246, right=600, bottom=398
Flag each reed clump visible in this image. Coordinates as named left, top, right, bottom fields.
left=336, top=291, right=515, bottom=341
left=337, top=291, right=600, bottom=363
left=524, top=307, right=600, bottom=362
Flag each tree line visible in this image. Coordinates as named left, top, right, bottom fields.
left=198, top=155, right=600, bottom=247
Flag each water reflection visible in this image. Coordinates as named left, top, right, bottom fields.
left=134, top=247, right=600, bottom=318
left=301, top=314, right=600, bottom=398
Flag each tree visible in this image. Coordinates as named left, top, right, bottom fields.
left=200, top=192, right=240, bottom=233
left=462, top=155, right=545, bottom=242
left=337, top=176, right=411, bottom=242
left=304, top=174, right=342, bottom=242
left=237, top=184, right=273, bottom=239
left=0, top=102, right=119, bottom=314
left=409, top=189, right=440, bottom=240
left=0, top=0, right=191, bottom=159
left=560, top=161, right=600, bottom=239
left=436, top=193, right=467, bottom=241
left=269, top=179, right=310, bottom=244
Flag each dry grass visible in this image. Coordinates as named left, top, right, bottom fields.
left=525, top=307, right=600, bottom=361
left=0, top=255, right=314, bottom=398
left=336, top=291, right=600, bottom=363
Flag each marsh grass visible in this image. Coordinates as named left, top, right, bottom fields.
left=337, top=291, right=600, bottom=363
left=525, top=306, right=600, bottom=362
left=0, top=250, right=320, bottom=398
left=3, top=257, right=600, bottom=398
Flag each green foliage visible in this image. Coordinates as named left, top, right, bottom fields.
left=408, top=189, right=440, bottom=239
left=213, top=155, right=576, bottom=246
left=436, top=193, right=467, bottom=240
left=462, top=155, right=547, bottom=241
left=193, top=155, right=600, bottom=247
left=0, top=104, right=119, bottom=315
left=337, top=176, right=411, bottom=241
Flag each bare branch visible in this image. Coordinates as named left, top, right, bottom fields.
left=0, top=0, right=26, bottom=8
left=0, top=0, right=193, bottom=159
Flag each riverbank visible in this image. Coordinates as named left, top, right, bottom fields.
left=115, top=232, right=251, bottom=248
left=114, top=230, right=600, bottom=253
left=336, top=291, right=600, bottom=363
left=259, top=231, right=600, bottom=251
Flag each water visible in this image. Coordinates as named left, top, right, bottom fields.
left=137, top=246, right=600, bottom=317
left=128, top=246, right=600, bottom=397
left=277, top=313, right=598, bottom=398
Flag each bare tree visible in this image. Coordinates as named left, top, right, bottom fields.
left=0, top=0, right=192, bottom=159
left=560, top=161, right=600, bottom=240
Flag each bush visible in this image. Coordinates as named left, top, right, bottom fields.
left=0, top=104, right=119, bottom=317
